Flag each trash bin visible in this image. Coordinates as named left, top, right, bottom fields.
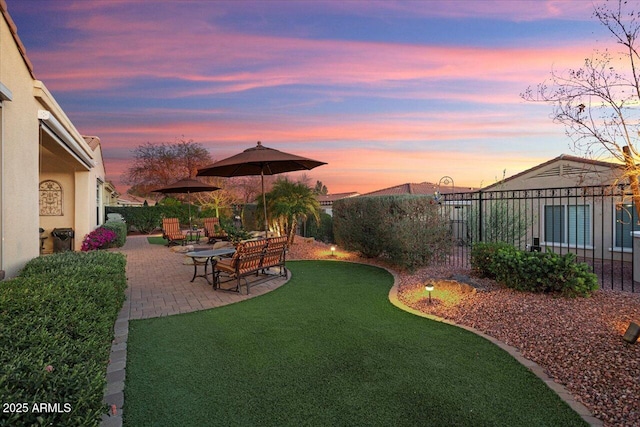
left=51, top=228, right=74, bottom=252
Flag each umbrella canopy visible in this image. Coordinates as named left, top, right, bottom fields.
left=152, top=178, right=220, bottom=229
left=197, top=141, right=327, bottom=234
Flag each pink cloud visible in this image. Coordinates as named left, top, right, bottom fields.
left=23, top=3, right=603, bottom=101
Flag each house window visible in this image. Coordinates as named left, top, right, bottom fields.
left=39, top=180, right=63, bottom=216
left=614, top=203, right=639, bottom=248
left=544, top=204, right=591, bottom=246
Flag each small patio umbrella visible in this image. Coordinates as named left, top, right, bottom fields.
left=152, top=178, right=220, bottom=229
left=197, top=141, right=326, bottom=234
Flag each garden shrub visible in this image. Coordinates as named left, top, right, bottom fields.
left=333, top=195, right=451, bottom=270
left=303, top=212, right=334, bottom=243
left=470, top=242, right=516, bottom=278
left=102, top=220, right=127, bottom=247
left=470, top=243, right=599, bottom=297
left=106, top=205, right=194, bottom=233
left=80, top=227, right=117, bottom=251
left=0, top=251, right=127, bottom=427
left=106, top=204, right=234, bottom=234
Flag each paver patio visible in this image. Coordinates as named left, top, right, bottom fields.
left=115, top=234, right=288, bottom=320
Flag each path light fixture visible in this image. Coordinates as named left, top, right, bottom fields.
left=623, top=322, right=640, bottom=344
left=330, top=246, right=336, bottom=257
left=425, top=281, right=435, bottom=304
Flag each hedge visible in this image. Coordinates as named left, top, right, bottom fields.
left=303, top=212, right=334, bottom=243
left=333, top=195, right=451, bottom=270
left=0, top=251, right=127, bottom=427
left=102, top=220, right=127, bottom=247
left=470, top=242, right=599, bottom=297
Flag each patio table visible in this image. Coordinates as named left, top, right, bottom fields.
left=185, top=248, right=235, bottom=285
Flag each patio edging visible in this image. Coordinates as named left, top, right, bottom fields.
left=100, top=260, right=131, bottom=427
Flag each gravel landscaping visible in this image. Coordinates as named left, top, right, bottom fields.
left=288, top=239, right=640, bottom=427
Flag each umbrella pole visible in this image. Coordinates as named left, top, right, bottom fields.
left=188, top=190, right=192, bottom=230
left=262, top=170, right=268, bottom=236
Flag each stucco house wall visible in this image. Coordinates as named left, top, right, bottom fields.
left=1, top=2, right=104, bottom=276
left=477, top=154, right=629, bottom=262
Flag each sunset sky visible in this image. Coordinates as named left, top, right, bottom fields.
left=7, top=0, right=613, bottom=194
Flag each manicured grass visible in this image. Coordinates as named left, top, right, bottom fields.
left=146, top=235, right=167, bottom=245
left=124, top=261, right=586, bottom=426
left=147, top=234, right=199, bottom=245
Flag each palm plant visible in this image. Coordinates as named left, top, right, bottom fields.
left=257, top=179, right=320, bottom=245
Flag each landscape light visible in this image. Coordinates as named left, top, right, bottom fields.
left=330, top=246, right=336, bottom=257
left=623, top=322, right=640, bottom=344
left=425, top=281, right=435, bottom=304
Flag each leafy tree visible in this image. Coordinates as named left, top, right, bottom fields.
left=257, top=178, right=320, bottom=245
left=123, top=137, right=212, bottom=197
left=523, top=0, right=640, bottom=217
left=314, top=180, right=328, bottom=195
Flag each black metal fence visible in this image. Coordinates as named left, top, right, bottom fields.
left=438, top=185, right=638, bottom=292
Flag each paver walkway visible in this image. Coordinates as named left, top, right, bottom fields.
left=116, top=235, right=288, bottom=320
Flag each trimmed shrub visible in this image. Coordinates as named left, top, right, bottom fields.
left=105, top=205, right=232, bottom=234
left=470, top=243, right=599, bottom=297
left=333, top=195, right=451, bottom=270
left=1, top=251, right=127, bottom=427
left=103, top=220, right=127, bottom=247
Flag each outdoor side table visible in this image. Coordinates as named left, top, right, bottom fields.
left=185, top=229, right=202, bottom=245
left=185, top=248, right=235, bottom=286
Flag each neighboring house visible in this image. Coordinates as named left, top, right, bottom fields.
left=115, top=193, right=154, bottom=207
left=465, top=154, right=631, bottom=261
left=85, top=136, right=119, bottom=227
left=362, top=181, right=475, bottom=197
left=104, top=181, right=120, bottom=207
left=1, top=2, right=111, bottom=275
left=317, top=192, right=359, bottom=216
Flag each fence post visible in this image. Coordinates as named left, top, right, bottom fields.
left=477, top=191, right=483, bottom=243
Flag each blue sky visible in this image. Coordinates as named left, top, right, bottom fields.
left=7, top=0, right=612, bottom=193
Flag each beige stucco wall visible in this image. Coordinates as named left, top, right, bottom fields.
left=0, top=12, right=41, bottom=276
left=479, top=158, right=629, bottom=263
left=1, top=5, right=99, bottom=275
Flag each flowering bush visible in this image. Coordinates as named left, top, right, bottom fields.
left=81, top=227, right=117, bottom=251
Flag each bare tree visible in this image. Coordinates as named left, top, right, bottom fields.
left=123, top=137, right=212, bottom=197
left=193, top=177, right=239, bottom=218
left=522, top=0, right=640, bottom=216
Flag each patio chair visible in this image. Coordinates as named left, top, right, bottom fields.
left=203, top=217, right=228, bottom=243
left=214, top=239, right=266, bottom=293
left=261, top=236, right=288, bottom=278
left=162, top=218, right=185, bottom=246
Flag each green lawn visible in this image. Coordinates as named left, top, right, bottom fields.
left=124, top=261, right=586, bottom=426
left=147, top=234, right=199, bottom=245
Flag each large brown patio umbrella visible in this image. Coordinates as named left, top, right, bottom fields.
left=197, top=141, right=327, bottom=234
left=152, top=178, right=220, bottom=229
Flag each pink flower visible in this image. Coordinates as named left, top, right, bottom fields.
left=81, top=227, right=118, bottom=251
left=45, top=365, right=54, bottom=373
